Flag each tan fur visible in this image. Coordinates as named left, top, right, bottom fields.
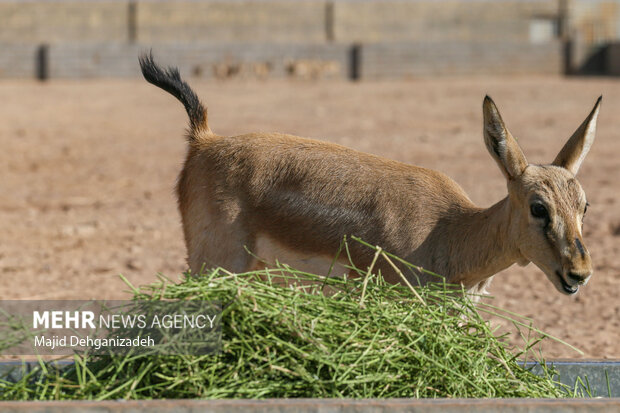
left=170, top=90, right=600, bottom=297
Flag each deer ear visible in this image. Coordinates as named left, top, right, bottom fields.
left=483, top=96, right=528, bottom=180
left=553, top=97, right=601, bottom=176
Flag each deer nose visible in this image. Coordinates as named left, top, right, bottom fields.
left=567, top=271, right=590, bottom=285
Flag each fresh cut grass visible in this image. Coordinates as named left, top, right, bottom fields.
left=0, top=239, right=580, bottom=400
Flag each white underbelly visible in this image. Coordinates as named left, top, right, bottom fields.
left=252, top=235, right=350, bottom=277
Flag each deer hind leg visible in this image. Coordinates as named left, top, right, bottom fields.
left=182, top=192, right=256, bottom=275
left=186, top=219, right=255, bottom=275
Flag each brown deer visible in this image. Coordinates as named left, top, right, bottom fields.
left=140, top=54, right=600, bottom=297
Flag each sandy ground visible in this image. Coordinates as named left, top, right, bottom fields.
left=1, top=75, right=619, bottom=359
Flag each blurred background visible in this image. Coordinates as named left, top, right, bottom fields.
left=1, top=0, right=620, bottom=359
left=1, top=0, right=620, bottom=80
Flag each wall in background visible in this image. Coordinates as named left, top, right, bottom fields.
left=0, top=0, right=612, bottom=79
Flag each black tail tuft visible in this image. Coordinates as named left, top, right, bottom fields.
left=139, top=52, right=208, bottom=133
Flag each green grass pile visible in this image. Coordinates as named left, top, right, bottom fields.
left=0, top=243, right=574, bottom=400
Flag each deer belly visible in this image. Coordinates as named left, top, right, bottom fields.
left=252, top=235, right=350, bottom=278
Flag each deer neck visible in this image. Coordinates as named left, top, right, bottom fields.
left=439, top=196, right=524, bottom=289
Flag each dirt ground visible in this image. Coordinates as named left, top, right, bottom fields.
left=1, top=75, right=619, bottom=359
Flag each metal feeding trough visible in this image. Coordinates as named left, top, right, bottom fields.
left=2, top=360, right=619, bottom=396
left=523, top=360, right=620, bottom=397
left=2, top=360, right=620, bottom=412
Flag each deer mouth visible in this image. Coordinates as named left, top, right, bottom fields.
left=557, top=270, right=579, bottom=295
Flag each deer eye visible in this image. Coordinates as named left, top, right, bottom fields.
left=582, top=202, right=589, bottom=222
left=530, top=203, right=549, bottom=219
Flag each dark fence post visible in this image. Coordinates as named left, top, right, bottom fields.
left=128, top=1, right=137, bottom=43
left=349, top=43, right=361, bottom=81
left=325, top=2, right=334, bottom=42
left=36, top=44, right=49, bottom=81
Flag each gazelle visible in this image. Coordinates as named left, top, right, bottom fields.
left=140, top=54, right=600, bottom=297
